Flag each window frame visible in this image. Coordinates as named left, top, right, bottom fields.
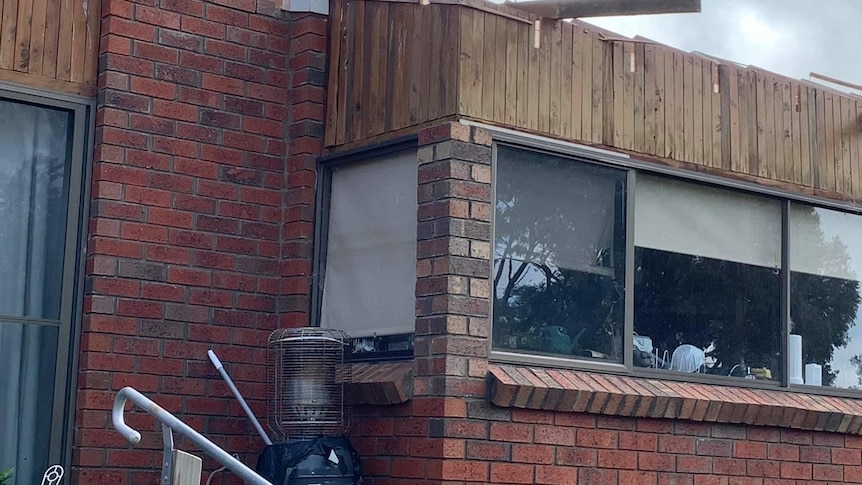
left=485, top=124, right=862, bottom=398
left=311, top=137, right=419, bottom=362
left=0, top=81, right=93, bottom=476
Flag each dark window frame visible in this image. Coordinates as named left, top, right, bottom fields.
left=488, top=130, right=862, bottom=398
left=0, top=81, right=93, bottom=477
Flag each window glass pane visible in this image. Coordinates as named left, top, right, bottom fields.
left=0, top=99, right=72, bottom=320
left=0, top=321, right=58, bottom=485
left=321, top=149, right=418, bottom=338
left=634, top=175, right=781, bottom=381
left=493, top=146, right=627, bottom=362
left=790, top=204, right=862, bottom=389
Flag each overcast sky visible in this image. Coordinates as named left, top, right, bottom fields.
left=584, top=0, right=862, bottom=90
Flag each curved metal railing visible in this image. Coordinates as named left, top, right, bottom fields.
left=112, top=386, right=272, bottom=485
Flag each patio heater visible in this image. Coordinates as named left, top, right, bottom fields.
left=255, top=327, right=361, bottom=485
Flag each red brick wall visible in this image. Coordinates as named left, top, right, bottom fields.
left=75, top=0, right=326, bottom=481
left=354, top=401, right=862, bottom=484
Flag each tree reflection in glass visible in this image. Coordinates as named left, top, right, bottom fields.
left=492, top=146, right=627, bottom=362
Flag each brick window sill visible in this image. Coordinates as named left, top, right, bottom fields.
left=488, top=364, right=862, bottom=435
left=346, top=361, right=413, bottom=405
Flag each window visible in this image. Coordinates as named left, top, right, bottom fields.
left=633, top=174, right=782, bottom=380
left=0, top=90, right=88, bottom=484
left=790, top=205, right=862, bottom=390
left=316, top=148, right=418, bottom=359
left=492, top=144, right=862, bottom=393
left=493, top=146, right=627, bottom=362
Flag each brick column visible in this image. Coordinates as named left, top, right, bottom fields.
left=414, top=122, right=494, bottom=483
left=280, top=13, right=326, bottom=328
left=77, top=0, right=310, bottom=482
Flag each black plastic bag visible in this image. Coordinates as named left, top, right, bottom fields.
left=255, top=437, right=362, bottom=485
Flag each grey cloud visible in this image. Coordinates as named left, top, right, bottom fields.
left=586, top=0, right=862, bottom=87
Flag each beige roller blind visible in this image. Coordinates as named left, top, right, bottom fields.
left=634, top=174, right=782, bottom=268
left=320, top=149, right=418, bottom=337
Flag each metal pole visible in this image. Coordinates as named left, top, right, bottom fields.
left=207, top=349, right=273, bottom=446
left=112, top=386, right=273, bottom=485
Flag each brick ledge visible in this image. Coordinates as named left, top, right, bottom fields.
left=488, top=364, right=862, bottom=435
left=346, top=361, right=413, bottom=405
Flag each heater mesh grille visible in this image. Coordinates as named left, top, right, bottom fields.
left=267, top=327, right=351, bottom=440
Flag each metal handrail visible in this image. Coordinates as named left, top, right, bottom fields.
left=112, top=386, right=273, bottom=485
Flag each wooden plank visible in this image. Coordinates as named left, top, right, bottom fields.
left=622, top=42, right=634, bottom=150
left=171, top=450, right=203, bottom=485
left=441, top=5, right=459, bottom=117
left=772, top=79, right=785, bottom=183
left=719, top=64, right=732, bottom=171
left=700, top=59, right=712, bottom=167
left=745, top=70, right=758, bottom=176
left=28, top=0, right=48, bottom=76
left=0, top=0, right=18, bottom=70
left=13, top=0, right=33, bottom=71
left=850, top=98, right=861, bottom=197
left=526, top=18, right=538, bottom=130
left=592, top=31, right=606, bottom=144
left=548, top=19, right=562, bottom=136
left=732, top=66, right=746, bottom=173
left=790, top=83, right=802, bottom=185
left=570, top=23, right=583, bottom=140
left=493, top=15, right=507, bottom=123
left=504, top=17, right=518, bottom=127
left=516, top=20, right=528, bottom=127
left=68, top=0, right=87, bottom=82
left=383, top=3, right=399, bottom=131
left=711, top=62, right=722, bottom=169
left=537, top=20, right=551, bottom=133
left=856, top=100, right=862, bottom=197
left=461, top=7, right=484, bottom=119
left=0, top=67, right=94, bottom=95
left=346, top=0, right=366, bottom=143
left=83, top=0, right=100, bottom=84
left=559, top=21, right=572, bottom=138
left=369, top=2, right=389, bottom=136
left=754, top=72, right=767, bottom=178
left=633, top=42, right=645, bottom=153
left=824, top=90, right=835, bottom=191
left=799, top=86, right=813, bottom=187
left=426, top=5, right=442, bottom=123
left=814, top=89, right=827, bottom=189
left=55, top=0, right=71, bottom=79
left=579, top=26, right=592, bottom=141
left=653, top=44, right=665, bottom=157
left=394, top=4, right=413, bottom=129
left=663, top=47, right=675, bottom=158
left=672, top=51, right=684, bottom=159
left=611, top=41, right=623, bottom=147
left=840, top=95, right=852, bottom=196
left=780, top=81, right=792, bottom=183
left=764, top=74, right=776, bottom=180
left=692, top=55, right=703, bottom=166
left=326, top=0, right=345, bottom=146
left=643, top=44, right=656, bottom=155
left=337, top=0, right=357, bottom=144
left=414, top=4, right=430, bottom=124
left=682, top=53, right=694, bottom=162
left=40, top=0, right=60, bottom=78
left=481, top=11, right=496, bottom=121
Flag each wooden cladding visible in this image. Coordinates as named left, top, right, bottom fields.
left=326, top=0, right=862, bottom=201
left=325, top=0, right=460, bottom=147
left=0, top=0, right=99, bottom=96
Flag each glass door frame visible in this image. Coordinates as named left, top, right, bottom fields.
left=0, top=81, right=93, bottom=474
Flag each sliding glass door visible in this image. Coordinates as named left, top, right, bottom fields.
left=0, top=88, right=88, bottom=485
